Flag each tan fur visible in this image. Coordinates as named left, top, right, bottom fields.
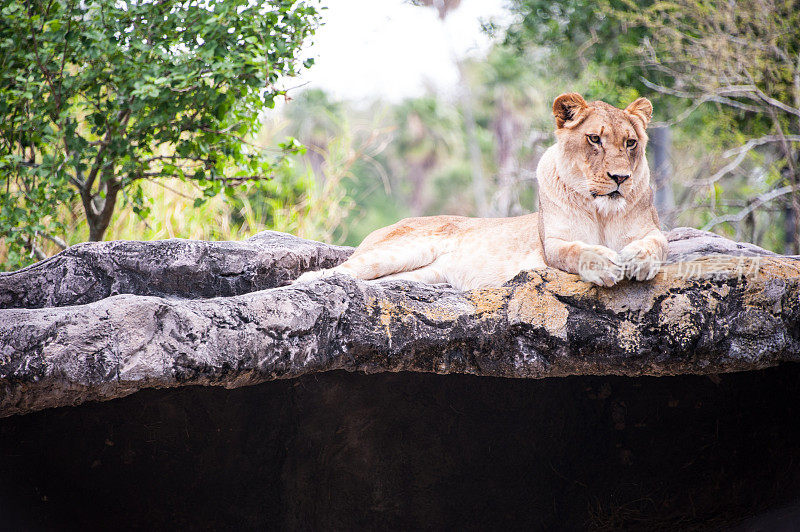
left=296, top=93, right=668, bottom=290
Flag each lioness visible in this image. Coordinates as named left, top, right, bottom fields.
left=296, top=93, right=668, bottom=289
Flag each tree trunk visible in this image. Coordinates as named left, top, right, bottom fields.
left=650, top=125, right=675, bottom=228
left=456, top=61, right=489, bottom=217
left=785, top=203, right=797, bottom=255
left=491, top=89, right=523, bottom=217
left=87, top=179, right=120, bottom=242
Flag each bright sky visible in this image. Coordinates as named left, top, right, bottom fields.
left=295, top=0, right=512, bottom=102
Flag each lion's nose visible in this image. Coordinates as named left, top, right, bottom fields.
left=608, top=172, right=629, bottom=185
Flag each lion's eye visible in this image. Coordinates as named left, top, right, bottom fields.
left=626, top=139, right=637, bottom=148
left=588, top=134, right=601, bottom=144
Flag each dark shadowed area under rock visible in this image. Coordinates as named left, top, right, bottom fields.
left=2, top=367, right=800, bottom=530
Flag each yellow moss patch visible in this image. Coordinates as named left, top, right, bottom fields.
left=417, top=302, right=468, bottom=323
left=539, top=269, right=594, bottom=299
left=465, top=287, right=511, bottom=316
left=616, top=320, right=641, bottom=354
left=375, top=299, right=394, bottom=340
left=747, top=257, right=800, bottom=280
left=508, top=282, right=569, bottom=339
left=658, top=293, right=700, bottom=348
left=369, top=292, right=468, bottom=340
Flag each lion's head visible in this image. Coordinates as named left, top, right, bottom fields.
left=551, top=93, right=653, bottom=215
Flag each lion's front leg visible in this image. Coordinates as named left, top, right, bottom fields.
left=618, top=230, right=668, bottom=281
left=544, top=238, right=624, bottom=287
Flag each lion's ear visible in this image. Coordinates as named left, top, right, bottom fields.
left=553, top=93, right=588, bottom=128
left=625, top=97, right=653, bottom=128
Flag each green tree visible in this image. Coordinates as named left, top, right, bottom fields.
left=0, top=0, right=320, bottom=268
left=502, top=0, right=654, bottom=102
left=618, top=0, right=800, bottom=251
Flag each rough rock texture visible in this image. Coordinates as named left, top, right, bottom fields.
left=2, top=227, right=800, bottom=417
left=0, top=230, right=352, bottom=309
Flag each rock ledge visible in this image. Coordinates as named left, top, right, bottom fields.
left=1, top=228, right=799, bottom=417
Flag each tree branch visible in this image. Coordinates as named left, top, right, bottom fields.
left=702, top=185, right=795, bottom=231
left=693, top=135, right=800, bottom=187
left=135, top=171, right=272, bottom=185
left=39, top=231, right=67, bottom=250
left=640, top=78, right=764, bottom=114
left=23, top=233, right=48, bottom=261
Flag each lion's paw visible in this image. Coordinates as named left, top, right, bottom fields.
left=578, top=246, right=624, bottom=287
left=294, top=269, right=333, bottom=284
left=619, top=244, right=661, bottom=281
left=295, top=267, right=359, bottom=284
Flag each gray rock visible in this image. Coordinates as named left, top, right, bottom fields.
left=665, top=226, right=781, bottom=261
left=2, top=228, right=799, bottom=417
left=0, top=230, right=353, bottom=308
